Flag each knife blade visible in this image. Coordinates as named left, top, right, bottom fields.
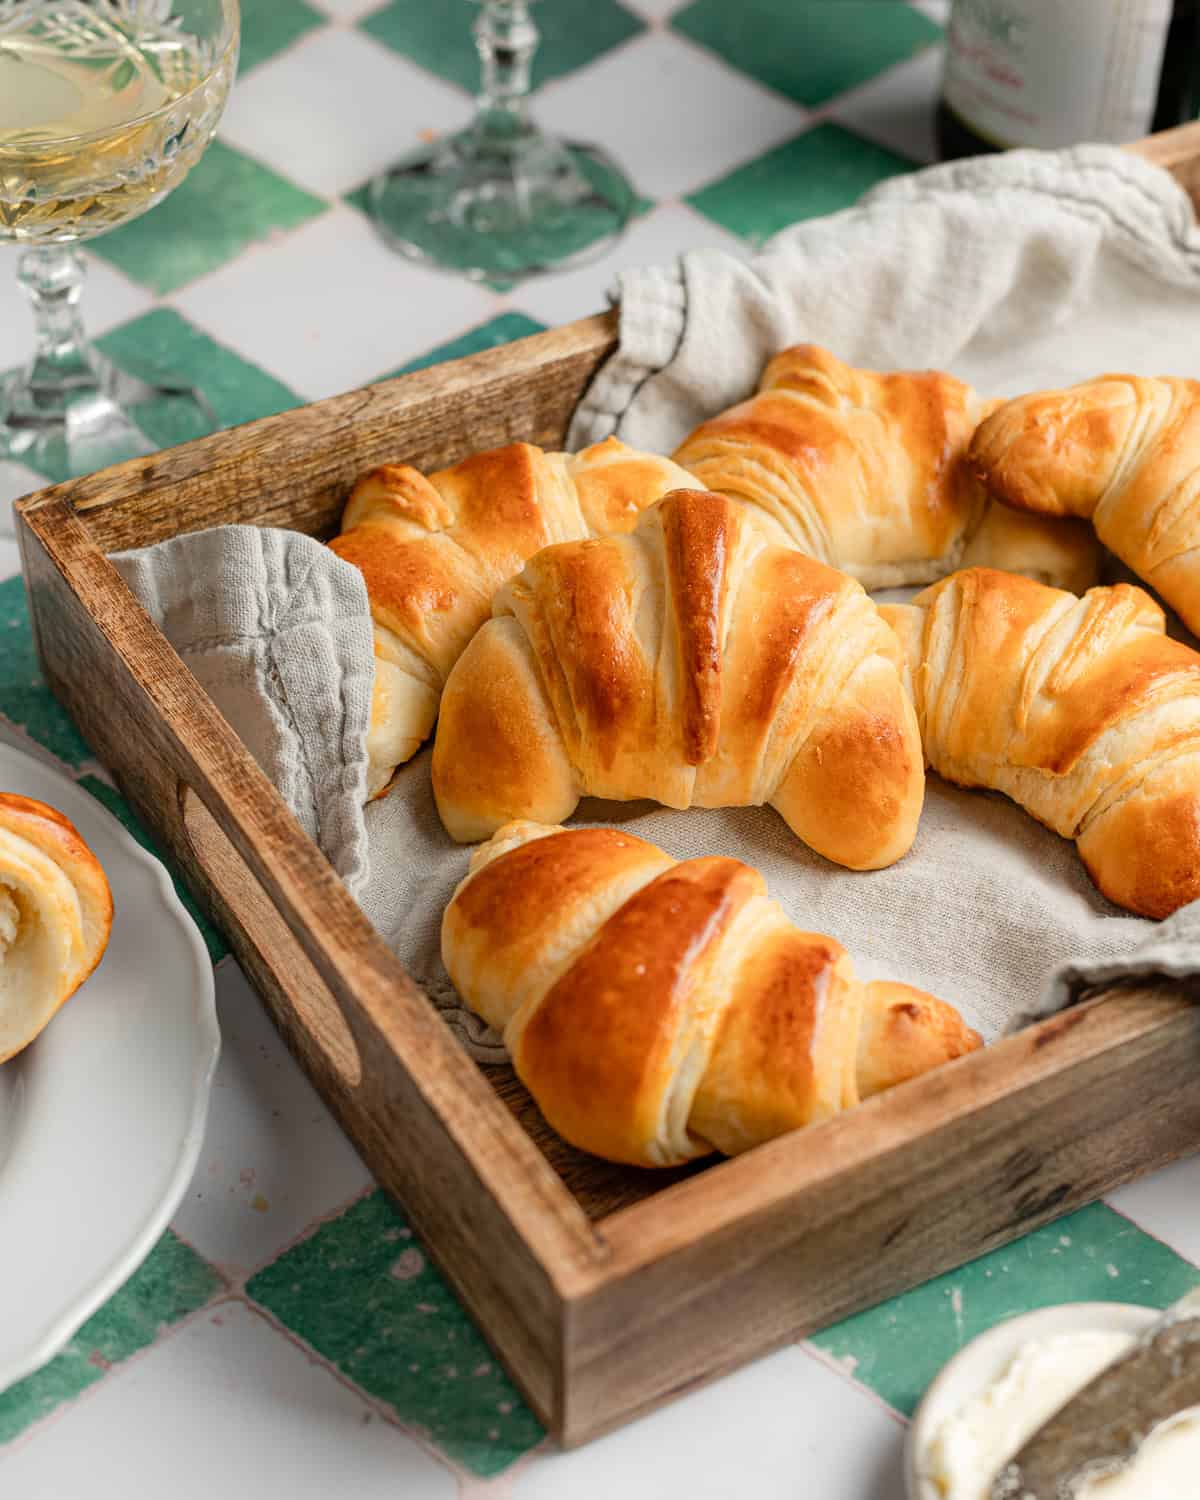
left=989, top=1288, right=1200, bottom=1500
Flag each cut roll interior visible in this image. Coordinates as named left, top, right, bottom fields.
left=0, top=793, right=113, bottom=1064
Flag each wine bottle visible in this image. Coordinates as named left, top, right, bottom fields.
left=937, top=0, right=1200, bottom=160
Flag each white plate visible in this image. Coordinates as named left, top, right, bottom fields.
left=0, top=737, right=218, bottom=1390
left=905, top=1301, right=1159, bottom=1499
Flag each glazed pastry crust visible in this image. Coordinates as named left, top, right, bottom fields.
left=969, top=373, right=1200, bottom=634
left=674, top=344, right=1099, bottom=592
left=0, top=793, right=113, bottom=1063
left=432, top=489, right=925, bottom=871
left=330, top=438, right=697, bottom=793
left=882, top=566, right=1200, bottom=919
left=442, top=821, right=981, bottom=1167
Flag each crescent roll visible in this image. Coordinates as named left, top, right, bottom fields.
left=0, top=794, right=113, bottom=1063
left=673, top=344, right=1099, bottom=593
left=330, top=437, right=697, bottom=794
left=882, top=567, right=1200, bottom=919
left=442, top=821, right=981, bottom=1167
left=432, top=488, right=925, bottom=870
left=969, top=373, right=1200, bottom=635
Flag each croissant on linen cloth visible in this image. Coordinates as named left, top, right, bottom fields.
left=673, top=344, right=1100, bottom=594
left=882, top=567, right=1200, bottom=920
left=442, top=821, right=980, bottom=1167
left=0, top=793, right=113, bottom=1063
left=969, top=373, right=1200, bottom=636
left=329, top=437, right=696, bottom=795
left=431, top=488, right=925, bottom=870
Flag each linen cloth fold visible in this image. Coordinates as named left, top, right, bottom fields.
left=112, top=526, right=507, bottom=1062
left=114, top=143, right=1200, bottom=1048
left=113, top=527, right=372, bottom=896
left=568, top=144, right=1200, bottom=455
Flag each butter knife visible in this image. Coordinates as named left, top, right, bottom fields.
left=989, top=1287, right=1200, bottom=1499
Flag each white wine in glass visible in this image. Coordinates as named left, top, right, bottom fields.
left=0, top=0, right=240, bottom=484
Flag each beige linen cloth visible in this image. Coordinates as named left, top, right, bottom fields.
left=115, top=144, right=1200, bottom=1058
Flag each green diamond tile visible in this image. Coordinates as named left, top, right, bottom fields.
left=811, top=1204, right=1200, bottom=1419
left=342, top=178, right=372, bottom=219
left=688, top=122, right=916, bottom=245
left=238, top=0, right=325, bottom=76
left=247, top=1191, right=543, bottom=1477
left=362, top=0, right=645, bottom=94
left=79, top=775, right=228, bottom=966
left=0, top=1231, right=222, bottom=1444
left=0, top=575, right=92, bottom=769
left=97, top=309, right=303, bottom=448
left=672, top=0, right=941, bottom=109
left=91, top=140, right=326, bottom=296
left=343, top=165, right=647, bottom=294
left=4, top=310, right=304, bottom=485
left=387, top=312, right=547, bottom=379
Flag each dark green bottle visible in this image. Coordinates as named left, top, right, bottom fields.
left=938, top=0, right=1200, bottom=160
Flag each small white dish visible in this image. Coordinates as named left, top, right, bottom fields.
left=905, top=1301, right=1159, bottom=1499
left=0, top=737, right=219, bottom=1390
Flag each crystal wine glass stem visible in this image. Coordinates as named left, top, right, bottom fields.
left=16, top=248, right=98, bottom=399
left=474, top=0, right=539, bottom=143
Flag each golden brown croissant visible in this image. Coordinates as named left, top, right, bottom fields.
left=442, top=821, right=981, bottom=1166
left=882, top=567, right=1200, bottom=919
left=0, top=794, right=113, bottom=1063
left=330, top=437, right=696, bottom=794
left=673, top=344, right=1099, bottom=593
left=432, top=488, right=925, bottom=870
left=969, top=373, right=1200, bottom=635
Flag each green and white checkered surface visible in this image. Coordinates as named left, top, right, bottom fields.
left=3, top=2, right=1199, bottom=1494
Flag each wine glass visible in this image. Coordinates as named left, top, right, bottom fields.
left=368, top=0, right=636, bottom=289
left=0, top=0, right=240, bottom=487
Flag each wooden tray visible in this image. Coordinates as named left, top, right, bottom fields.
left=14, top=123, right=1200, bottom=1448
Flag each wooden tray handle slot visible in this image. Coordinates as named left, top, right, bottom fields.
left=179, top=784, right=363, bottom=1091
left=168, top=762, right=452, bottom=1128
left=16, top=493, right=604, bottom=1319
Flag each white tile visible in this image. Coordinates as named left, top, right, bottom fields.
left=1, top=1300, right=457, bottom=1498
left=0, top=461, right=44, bottom=556
left=171, top=205, right=497, bottom=401
left=509, top=200, right=747, bottom=328
left=0, top=460, right=42, bottom=508
left=309, top=0, right=388, bottom=19
left=170, top=960, right=373, bottom=1275
left=618, top=0, right=684, bottom=19
left=828, top=45, right=946, bottom=167
left=218, top=28, right=471, bottom=199
left=909, top=0, right=951, bottom=25
left=1107, top=1158, right=1200, bottom=1268
left=622, top=0, right=688, bottom=18
left=0, top=247, right=154, bottom=369
left=513, top=1345, right=907, bottom=1500
left=536, top=31, right=806, bottom=202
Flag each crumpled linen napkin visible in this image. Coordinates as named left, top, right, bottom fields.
left=114, top=526, right=372, bottom=895
left=113, top=143, right=1200, bottom=1047
left=568, top=144, right=1200, bottom=455
left=113, top=525, right=504, bottom=1060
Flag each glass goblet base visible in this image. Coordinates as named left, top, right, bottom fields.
left=0, top=347, right=216, bottom=484
left=367, top=127, right=636, bottom=290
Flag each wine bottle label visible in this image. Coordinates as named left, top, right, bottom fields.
left=942, top=0, right=1173, bottom=149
